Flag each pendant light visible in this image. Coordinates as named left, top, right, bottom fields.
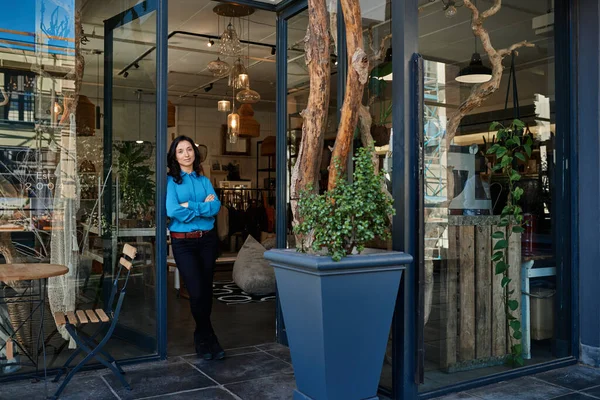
left=218, top=91, right=231, bottom=112
left=136, top=90, right=143, bottom=143
left=455, top=1, right=492, bottom=84
left=228, top=89, right=240, bottom=143
left=207, top=16, right=231, bottom=77
left=236, top=14, right=261, bottom=104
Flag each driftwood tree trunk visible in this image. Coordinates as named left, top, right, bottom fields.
left=290, top=0, right=331, bottom=230
left=445, top=0, right=533, bottom=144
left=59, top=11, right=85, bottom=127
left=327, top=0, right=369, bottom=190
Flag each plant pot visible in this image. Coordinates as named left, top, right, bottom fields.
left=264, top=249, right=412, bottom=400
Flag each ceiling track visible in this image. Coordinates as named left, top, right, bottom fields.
left=117, top=30, right=276, bottom=77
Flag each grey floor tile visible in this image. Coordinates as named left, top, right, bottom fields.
left=466, top=377, right=573, bottom=400
left=190, top=352, right=293, bottom=385
left=536, top=366, right=600, bottom=391
left=432, top=393, right=479, bottom=399
left=263, top=347, right=292, bottom=364
left=226, top=373, right=296, bottom=400
left=103, top=361, right=214, bottom=399
left=146, top=387, right=238, bottom=399
left=0, top=373, right=116, bottom=400
left=582, top=385, right=600, bottom=398
left=550, top=393, right=600, bottom=400
left=224, top=346, right=262, bottom=357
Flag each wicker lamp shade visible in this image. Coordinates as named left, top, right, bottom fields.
left=168, top=100, right=176, bottom=127
left=238, top=103, right=260, bottom=138
left=261, top=135, right=276, bottom=156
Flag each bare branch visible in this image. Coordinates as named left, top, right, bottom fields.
left=366, top=27, right=391, bottom=63
left=480, top=0, right=502, bottom=20
left=498, top=40, right=535, bottom=57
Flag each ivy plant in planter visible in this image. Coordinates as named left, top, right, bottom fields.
left=295, top=145, right=394, bottom=261
left=264, top=145, right=410, bottom=400
left=487, top=118, right=532, bottom=367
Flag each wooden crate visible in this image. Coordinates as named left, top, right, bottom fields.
left=439, top=216, right=521, bottom=371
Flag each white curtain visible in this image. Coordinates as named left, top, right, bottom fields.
left=48, top=114, right=80, bottom=348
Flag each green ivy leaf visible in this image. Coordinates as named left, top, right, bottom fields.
left=510, top=320, right=521, bottom=331
left=513, top=226, right=525, bottom=234
left=495, top=261, right=507, bottom=274
left=514, top=136, right=521, bottom=146
left=494, top=240, right=508, bottom=250
left=487, top=144, right=499, bottom=155
left=496, top=147, right=508, bottom=158
left=513, top=330, right=523, bottom=340
left=492, top=231, right=504, bottom=239
left=515, top=152, right=526, bottom=162
left=510, top=171, right=521, bottom=182
left=524, top=144, right=532, bottom=158
left=513, top=119, right=525, bottom=128
left=508, top=300, right=519, bottom=311
left=490, top=121, right=501, bottom=130
left=501, top=277, right=512, bottom=287
left=512, top=344, right=522, bottom=354
left=492, top=251, right=504, bottom=261
left=499, top=218, right=509, bottom=227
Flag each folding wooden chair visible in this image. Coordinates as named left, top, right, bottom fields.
left=49, top=244, right=138, bottom=399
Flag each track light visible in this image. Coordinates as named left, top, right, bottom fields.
left=271, top=47, right=276, bottom=55
left=124, top=71, right=129, bottom=78
left=133, top=63, right=140, bottom=69
left=207, top=39, right=214, bottom=47
left=204, top=83, right=214, bottom=93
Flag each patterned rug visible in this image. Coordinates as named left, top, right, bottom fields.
left=212, top=280, right=275, bottom=305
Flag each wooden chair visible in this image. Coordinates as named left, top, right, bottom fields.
left=49, top=244, right=138, bottom=399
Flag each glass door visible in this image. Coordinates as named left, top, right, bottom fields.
left=101, top=0, right=158, bottom=354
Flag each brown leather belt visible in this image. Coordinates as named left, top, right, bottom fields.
left=170, top=230, right=211, bottom=239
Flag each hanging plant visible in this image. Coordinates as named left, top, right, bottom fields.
left=486, top=118, right=532, bottom=367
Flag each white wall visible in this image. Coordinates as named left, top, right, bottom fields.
left=174, top=104, right=276, bottom=189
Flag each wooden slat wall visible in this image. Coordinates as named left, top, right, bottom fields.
left=475, top=225, right=492, bottom=359
left=440, top=221, right=522, bottom=369
left=440, top=226, right=459, bottom=367
left=459, top=226, right=475, bottom=361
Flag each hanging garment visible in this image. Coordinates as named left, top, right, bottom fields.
left=217, top=205, right=229, bottom=241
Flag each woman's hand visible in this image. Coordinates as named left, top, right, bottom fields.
left=180, top=202, right=189, bottom=208
left=204, top=194, right=215, bottom=202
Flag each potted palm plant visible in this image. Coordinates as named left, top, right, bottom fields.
left=264, top=2, right=410, bottom=398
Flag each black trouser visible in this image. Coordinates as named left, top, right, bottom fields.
left=172, top=230, right=218, bottom=341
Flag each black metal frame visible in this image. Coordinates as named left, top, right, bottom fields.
left=51, top=255, right=136, bottom=399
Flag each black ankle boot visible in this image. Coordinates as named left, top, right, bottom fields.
left=195, top=338, right=213, bottom=360
left=209, top=334, right=225, bottom=360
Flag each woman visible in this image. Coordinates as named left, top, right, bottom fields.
left=166, top=135, right=224, bottom=360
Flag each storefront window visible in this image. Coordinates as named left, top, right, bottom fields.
left=0, top=0, right=158, bottom=377
left=418, top=0, right=565, bottom=391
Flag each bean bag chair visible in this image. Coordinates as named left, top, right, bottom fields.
left=232, top=235, right=275, bottom=295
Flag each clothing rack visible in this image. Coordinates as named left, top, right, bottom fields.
left=217, top=188, right=274, bottom=211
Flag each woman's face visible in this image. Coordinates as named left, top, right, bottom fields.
left=175, top=140, right=195, bottom=169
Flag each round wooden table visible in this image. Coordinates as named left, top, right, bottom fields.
left=0, top=264, right=69, bottom=281
left=0, top=263, right=68, bottom=391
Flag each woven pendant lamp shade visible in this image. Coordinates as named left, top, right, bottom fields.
left=261, top=136, right=276, bottom=156
left=238, top=103, right=260, bottom=138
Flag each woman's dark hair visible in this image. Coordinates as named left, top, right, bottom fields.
left=168, top=135, right=204, bottom=184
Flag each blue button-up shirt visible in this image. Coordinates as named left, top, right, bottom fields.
left=166, top=171, right=221, bottom=232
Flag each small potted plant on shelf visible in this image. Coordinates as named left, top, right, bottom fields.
left=263, top=2, right=411, bottom=397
